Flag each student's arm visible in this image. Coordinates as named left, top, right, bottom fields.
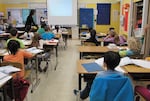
left=22, top=50, right=34, bottom=58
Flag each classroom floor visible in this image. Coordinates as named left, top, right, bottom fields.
left=27, top=39, right=82, bottom=101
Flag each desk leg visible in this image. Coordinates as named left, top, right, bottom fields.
left=80, top=52, right=82, bottom=59
left=31, top=57, right=40, bottom=93
left=79, top=74, right=81, bottom=90
left=54, top=46, right=58, bottom=70
left=56, top=46, right=58, bottom=57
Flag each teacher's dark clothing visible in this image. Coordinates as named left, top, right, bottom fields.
left=25, top=16, right=36, bottom=29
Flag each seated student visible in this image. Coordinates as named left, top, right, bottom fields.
left=41, top=26, right=55, bottom=40
left=90, top=51, right=134, bottom=101
left=106, top=27, right=115, bottom=35
left=103, top=30, right=116, bottom=44
left=74, top=51, right=134, bottom=100
left=37, top=24, right=46, bottom=35
left=20, top=25, right=34, bottom=40
left=7, top=28, right=25, bottom=48
left=31, top=33, right=50, bottom=72
left=52, top=25, right=62, bottom=34
left=119, top=37, right=141, bottom=57
left=84, top=29, right=99, bottom=46
left=3, top=40, right=33, bottom=79
left=114, top=34, right=127, bottom=46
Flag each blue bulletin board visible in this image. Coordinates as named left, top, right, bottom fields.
left=79, top=8, right=93, bottom=28
left=97, top=4, right=111, bottom=25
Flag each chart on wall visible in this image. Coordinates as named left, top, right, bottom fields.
left=79, top=8, right=94, bottom=28
left=97, top=4, right=111, bottom=25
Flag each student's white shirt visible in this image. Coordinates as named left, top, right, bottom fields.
left=23, top=32, right=34, bottom=40
left=52, top=29, right=62, bottom=34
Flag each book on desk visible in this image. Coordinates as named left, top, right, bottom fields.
left=82, top=62, right=104, bottom=72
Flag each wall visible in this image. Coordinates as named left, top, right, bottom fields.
left=86, top=2, right=120, bottom=34
left=0, top=3, right=28, bottom=17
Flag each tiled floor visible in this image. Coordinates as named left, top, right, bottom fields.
left=27, top=39, right=81, bottom=101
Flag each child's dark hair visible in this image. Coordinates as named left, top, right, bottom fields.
left=109, top=27, right=115, bottom=31
left=44, top=26, right=50, bottom=31
left=29, top=9, right=35, bottom=16
left=7, top=40, right=20, bottom=55
left=90, top=29, right=96, bottom=38
left=10, top=28, right=18, bottom=36
left=104, top=51, right=121, bottom=70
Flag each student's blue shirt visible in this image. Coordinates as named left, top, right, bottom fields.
left=90, top=70, right=134, bottom=101
left=41, top=32, right=55, bottom=40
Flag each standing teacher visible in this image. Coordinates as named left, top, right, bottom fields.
left=25, top=9, right=37, bottom=31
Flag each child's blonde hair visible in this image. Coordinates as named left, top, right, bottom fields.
left=127, top=37, right=141, bottom=52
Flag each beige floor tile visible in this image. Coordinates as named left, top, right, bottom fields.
left=27, top=39, right=81, bottom=101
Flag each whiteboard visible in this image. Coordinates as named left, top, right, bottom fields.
left=47, top=0, right=77, bottom=25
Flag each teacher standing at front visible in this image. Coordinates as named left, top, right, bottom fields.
left=25, top=9, right=37, bottom=31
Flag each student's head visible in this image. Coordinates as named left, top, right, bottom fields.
left=104, top=51, right=121, bottom=70
left=127, top=37, right=141, bottom=52
left=108, top=31, right=116, bottom=37
left=10, top=28, right=18, bottom=37
left=88, top=28, right=93, bottom=32
left=31, top=33, right=40, bottom=47
left=90, top=29, right=96, bottom=38
left=7, top=40, right=20, bottom=55
left=55, top=25, right=59, bottom=32
left=41, top=23, right=46, bottom=28
left=29, top=9, right=35, bottom=16
left=109, top=27, right=115, bottom=31
left=44, top=26, right=50, bottom=32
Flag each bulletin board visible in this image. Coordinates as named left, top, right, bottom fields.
left=79, top=8, right=94, bottom=28
left=97, top=3, right=111, bottom=25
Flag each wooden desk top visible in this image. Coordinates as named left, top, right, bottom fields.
left=77, top=59, right=98, bottom=74
left=77, top=60, right=150, bottom=74
left=78, top=46, right=109, bottom=53
left=123, top=65, right=150, bottom=73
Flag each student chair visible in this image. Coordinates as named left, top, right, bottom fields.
left=135, top=85, right=150, bottom=101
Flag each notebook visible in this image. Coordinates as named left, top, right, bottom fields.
left=82, top=62, right=104, bottom=72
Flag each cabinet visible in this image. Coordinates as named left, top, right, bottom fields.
left=134, top=0, right=143, bottom=28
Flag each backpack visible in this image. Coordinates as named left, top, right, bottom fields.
left=7, top=78, right=30, bottom=101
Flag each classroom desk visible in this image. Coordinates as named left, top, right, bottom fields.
left=77, top=60, right=97, bottom=90
left=0, top=76, right=14, bottom=101
left=0, top=48, right=44, bottom=93
left=62, top=31, right=69, bottom=48
left=43, top=41, right=59, bottom=70
left=122, top=65, right=150, bottom=80
left=77, top=60, right=150, bottom=90
left=78, top=46, right=110, bottom=59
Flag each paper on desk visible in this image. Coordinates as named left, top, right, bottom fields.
left=0, top=65, right=21, bottom=74
left=48, top=39, right=59, bottom=43
left=95, top=57, right=104, bottom=66
left=119, top=57, right=133, bottom=66
left=0, top=75, right=12, bottom=87
left=26, top=47, right=43, bottom=54
left=115, top=66, right=125, bottom=73
left=0, top=72, right=9, bottom=80
left=132, top=59, right=150, bottom=69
